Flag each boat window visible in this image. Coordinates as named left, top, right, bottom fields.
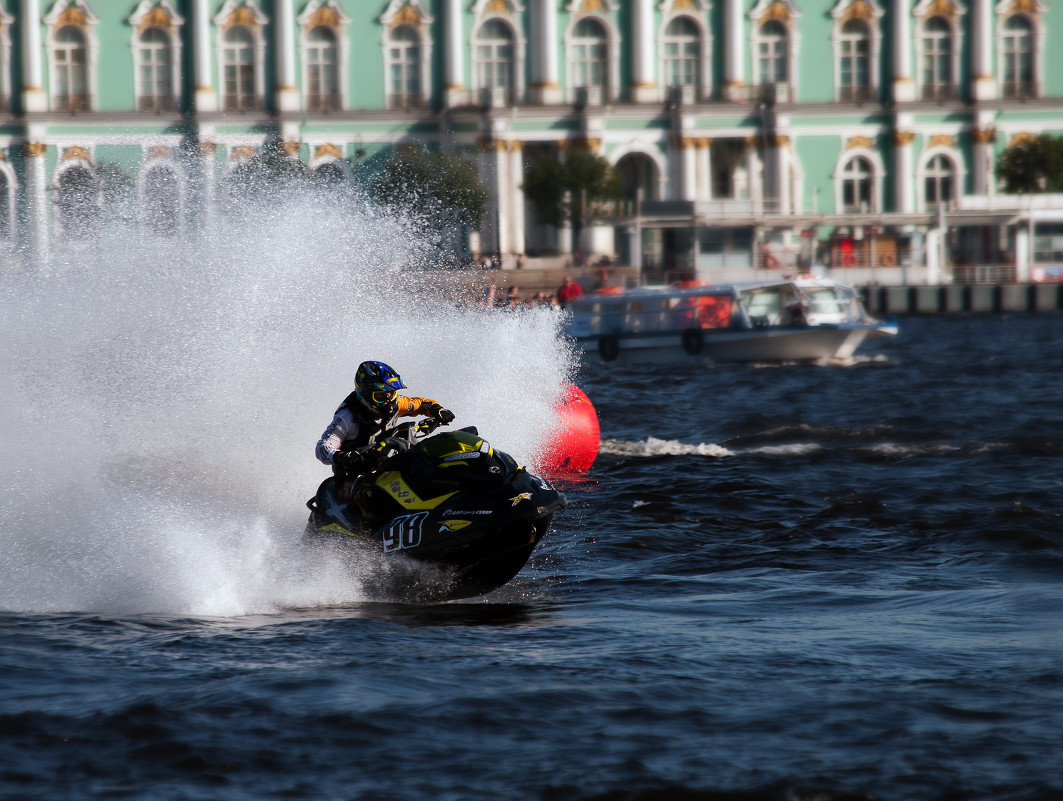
left=674, top=293, right=733, bottom=329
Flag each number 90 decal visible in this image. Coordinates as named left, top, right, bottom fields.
left=383, top=512, right=428, bottom=553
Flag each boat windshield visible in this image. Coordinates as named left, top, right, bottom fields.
left=802, top=285, right=863, bottom=322
left=738, top=284, right=805, bottom=326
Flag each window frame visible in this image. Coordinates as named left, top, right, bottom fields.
left=473, top=17, right=521, bottom=106
left=997, top=12, right=1039, bottom=99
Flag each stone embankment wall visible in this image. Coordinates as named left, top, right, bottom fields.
left=861, top=284, right=1063, bottom=315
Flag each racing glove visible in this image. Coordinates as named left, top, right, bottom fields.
left=436, top=408, right=455, bottom=425
left=333, top=450, right=365, bottom=473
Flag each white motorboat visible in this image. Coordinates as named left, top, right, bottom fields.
left=565, top=278, right=898, bottom=364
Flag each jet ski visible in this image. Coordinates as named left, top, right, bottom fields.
left=304, top=418, right=567, bottom=601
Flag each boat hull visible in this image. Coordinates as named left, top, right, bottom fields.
left=576, top=322, right=897, bottom=364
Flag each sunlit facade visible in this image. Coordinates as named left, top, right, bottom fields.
left=0, top=0, right=1060, bottom=279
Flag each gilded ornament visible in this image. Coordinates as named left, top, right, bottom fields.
left=486, top=0, right=509, bottom=12
left=507, top=140, right=524, bottom=152
left=680, top=137, right=697, bottom=149
left=893, top=131, right=916, bottom=145
left=146, top=145, right=172, bottom=160
left=1008, top=0, right=1039, bottom=17
left=771, top=134, right=790, bottom=148
left=282, top=140, right=301, bottom=157
left=1009, top=132, right=1036, bottom=147
left=229, top=7, right=258, bottom=28
left=309, top=7, right=341, bottom=28
left=314, top=143, right=343, bottom=159
left=846, top=135, right=875, bottom=150
left=56, top=7, right=88, bottom=28
left=674, top=0, right=696, bottom=9
left=22, top=142, right=48, bottom=157
left=842, top=1, right=873, bottom=23
left=762, top=2, right=791, bottom=24
left=697, top=137, right=712, bottom=148
left=928, top=134, right=955, bottom=148
left=392, top=5, right=421, bottom=28
left=139, top=7, right=172, bottom=32
left=580, top=0, right=606, bottom=12
left=61, top=145, right=92, bottom=163
left=230, top=145, right=257, bottom=160
left=971, top=127, right=996, bottom=145
left=921, top=0, right=954, bottom=21
left=199, top=141, right=218, bottom=155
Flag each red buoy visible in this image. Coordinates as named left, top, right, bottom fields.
left=539, top=384, right=600, bottom=473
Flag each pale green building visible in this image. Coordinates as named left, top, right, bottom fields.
left=1, top=0, right=1061, bottom=281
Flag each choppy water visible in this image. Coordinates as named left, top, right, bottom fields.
left=3, top=209, right=1063, bottom=799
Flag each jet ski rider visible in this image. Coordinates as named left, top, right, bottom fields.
left=316, top=361, right=455, bottom=491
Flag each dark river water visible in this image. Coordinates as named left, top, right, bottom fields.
left=3, top=313, right=1063, bottom=801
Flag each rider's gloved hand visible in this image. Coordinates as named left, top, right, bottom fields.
left=333, top=450, right=365, bottom=472
left=436, top=408, right=455, bottom=425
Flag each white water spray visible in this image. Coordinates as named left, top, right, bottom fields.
left=0, top=194, right=576, bottom=615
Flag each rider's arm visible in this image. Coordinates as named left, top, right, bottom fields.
left=315, top=408, right=358, bottom=465
left=396, top=396, right=442, bottom=417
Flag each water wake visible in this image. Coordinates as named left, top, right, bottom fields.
left=0, top=195, right=576, bottom=615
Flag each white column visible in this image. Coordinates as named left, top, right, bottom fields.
left=444, top=0, right=465, bottom=107
left=531, top=0, right=562, bottom=104
left=695, top=139, right=712, bottom=201
left=971, top=127, right=995, bottom=196
left=193, top=0, right=216, bottom=111
left=630, top=0, right=656, bottom=102
left=892, top=0, right=914, bottom=102
left=723, top=0, right=745, bottom=101
left=509, top=142, right=526, bottom=256
left=746, top=138, right=762, bottom=213
left=680, top=138, right=697, bottom=202
left=22, top=143, right=49, bottom=266
left=971, top=0, right=995, bottom=101
left=274, top=0, right=299, bottom=112
left=21, top=0, right=46, bottom=112
left=893, top=131, right=915, bottom=214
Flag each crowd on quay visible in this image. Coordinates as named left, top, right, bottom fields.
left=477, top=274, right=587, bottom=310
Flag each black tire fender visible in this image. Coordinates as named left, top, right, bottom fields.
left=681, top=328, right=704, bottom=356
left=598, top=335, right=620, bottom=362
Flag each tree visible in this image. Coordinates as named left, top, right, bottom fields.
left=997, top=133, right=1063, bottom=194
left=375, top=148, right=487, bottom=231
left=523, top=148, right=624, bottom=253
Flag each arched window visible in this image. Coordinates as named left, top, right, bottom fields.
left=570, top=17, right=608, bottom=101
left=475, top=19, right=515, bottom=104
left=388, top=25, right=422, bottom=109
left=56, top=166, right=98, bottom=241
left=838, top=19, right=870, bottom=101
left=137, top=27, right=174, bottom=112
left=757, top=21, right=788, bottom=86
left=920, top=16, right=952, bottom=99
left=141, top=166, right=180, bottom=237
left=663, top=17, right=700, bottom=94
left=924, top=154, right=953, bottom=209
left=1001, top=16, right=1033, bottom=98
left=54, top=26, right=88, bottom=111
left=841, top=156, right=873, bottom=213
left=306, top=26, right=339, bottom=111
left=223, top=26, right=257, bottom=111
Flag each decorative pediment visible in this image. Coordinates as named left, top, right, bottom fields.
left=912, top=0, right=965, bottom=21
left=928, top=134, right=956, bottom=148
left=472, top=0, right=525, bottom=15
left=314, top=143, right=344, bottom=160
left=564, top=0, right=618, bottom=13
left=61, top=145, right=93, bottom=163
left=658, top=0, right=710, bottom=12
left=128, top=1, right=184, bottom=33
left=212, top=0, right=268, bottom=31
left=995, top=0, right=1046, bottom=18
left=44, top=0, right=100, bottom=29
left=298, top=0, right=351, bottom=29
left=379, top=0, right=434, bottom=29
left=748, top=0, right=801, bottom=25
left=830, top=0, right=884, bottom=24
left=229, top=145, right=257, bottom=161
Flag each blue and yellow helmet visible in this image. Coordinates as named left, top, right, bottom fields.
left=355, top=361, right=406, bottom=416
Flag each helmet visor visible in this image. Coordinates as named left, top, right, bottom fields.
left=370, top=388, right=398, bottom=406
